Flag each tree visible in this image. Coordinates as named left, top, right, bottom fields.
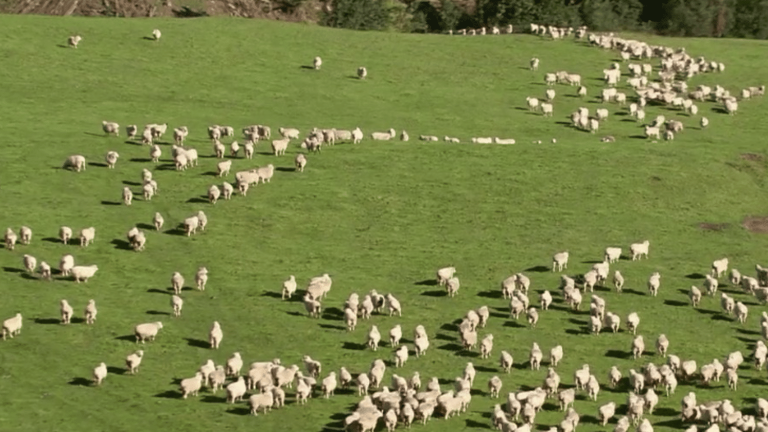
left=323, top=0, right=389, bottom=31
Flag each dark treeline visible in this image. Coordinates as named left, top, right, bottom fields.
left=321, top=0, right=768, bottom=39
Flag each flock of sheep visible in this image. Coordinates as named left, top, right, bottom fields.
left=0, top=21, right=762, bottom=432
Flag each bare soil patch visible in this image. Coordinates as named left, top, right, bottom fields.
left=740, top=153, right=764, bottom=161
left=742, top=216, right=768, bottom=233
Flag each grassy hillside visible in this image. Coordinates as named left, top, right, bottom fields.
left=1, top=15, right=768, bottom=432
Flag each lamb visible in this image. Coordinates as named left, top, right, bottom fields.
left=60, top=299, right=73, bottom=324
left=126, top=350, right=144, bottom=374
left=134, top=322, right=163, bottom=343
left=179, top=372, right=204, bottom=398
left=22, top=254, right=36, bottom=273
left=71, top=265, right=98, bottom=283
left=552, top=251, right=569, bottom=272
left=727, top=368, right=738, bottom=390
left=357, top=66, right=367, bottom=79
left=647, top=272, right=661, bottom=296
left=152, top=29, right=161, bottom=41
left=63, top=155, right=86, bottom=172
left=630, top=240, right=650, bottom=260
left=68, top=35, right=82, bottom=48
left=171, top=294, right=183, bottom=317
left=93, top=362, right=107, bottom=386
left=527, top=308, right=539, bottom=327
left=226, top=377, right=247, bottom=403
left=84, top=300, right=97, bottom=324
left=209, top=321, right=223, bottom=349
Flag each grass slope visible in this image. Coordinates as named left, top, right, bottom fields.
left=1, top=14, right=768, bottom=432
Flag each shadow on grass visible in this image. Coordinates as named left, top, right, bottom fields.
left=342, top=342, right=366, bottom=350
left=654, top=407, right=677, bottom=417
left=123, top=180, right=141, bottom=186
left=605, top=349, right=632, bottom=360
left=465, top=419, right=490, bottom=429
left=275, top=167, right=294, bottom=172
left=319, top=323, right=346, bottom=331
left=3, top=267, right=23, bottom=273
left=154, top=390, right=180, bottom=399
left=136, top=223, right=155, bottom=231
left=435, top=333, right=454, bottom=341
left=226, top=407, right=251, bottom=416
left=421, top=290, right=446, bottom=297
left=654, top=418, right=684, bottom=428
left=107, top=366, right=126, bottom=375
left=474, top=365, right=496, bottom=373
left=438, top=343, right=464, bottom=352
left=477, top=290, right=501, bottom=299
left=663, top=299, right=689, bottom=307
left=286, top=311, right=303, bottom=317
left=69, top=377, right=93, bottom=386
left=187, top=197, right=209, bottom=204
left=202, top=171, right=218, bottom=177
left=146, top=310, right=171, bottom=316
left=414, top=279, right=438, bottom=286
left=686, top=273, right=706, bottom=280
left=737, top=328, right=760, bottom=336
left=156, top=164, right=177, bottom=171
left=503, top=321, right=525, bottom=328
left=165, top=228, right=187, bottom=236
left=711, top=314, right=732, bottom=322
left=261, top=291, right=283, bottom=299
left=101, top=201, right=121, bottom=206
left=440, top=323, right=458, bottom=332
left=525, top=265, right=550, bottom=273
left=42, top=237, right=62, bottom=244
left=622, top=289, right=645, bottom=296
left=147, top=288, right=171, bottom=295
left=695, top=308, right=718, bottom=315
left=185, top=338, right=209, bottom=349
left=130, top=158, right=152, bottom=163
left=111, top=239, right=133, bottom=251
left=581, top=260, right=603, bottom=264
left=34, top=318, right=61, bottom=325
left=88, top=162, right=108, bottom=168
left=115, top=334, right=135, bottom=342
left=201, top=395, right=226, bottom=403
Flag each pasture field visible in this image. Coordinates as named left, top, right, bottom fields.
left=1, top=14, right=768, bottom=432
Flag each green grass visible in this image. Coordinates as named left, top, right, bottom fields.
left=1, top=14, right=768, bottom=432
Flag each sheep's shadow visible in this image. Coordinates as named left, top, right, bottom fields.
left=84, top=132, right=105, bottom=137
left=88, top=162, right=108, bottom=168
left=146, top=310, right=171, bottom=316
left=123, top=181, right=141, bottom=186
left=437, top=343, right=464, bottom=352
left=110, top=239, right=133, bottom=251
left=202, top=171, right=218, bottom=177
left=187, top=196, right=209, bottom=204
left=524, top=265, right=550, bottom=273
left=34, top=318, right=61, bottom=325
left=605, top=349, right=632, bottom=359
left=319, top=323, right=346, bottom=331
left=107, top=366, right=126, bottom=375
left=477, top=290, right=501, bottom=299
left=165, top=228, right=187, bottom=236
left=68, top=377, right=93, bottom=386
left=185, top=338, right=209, bottom=349
left=3, top=267, right=23, bottom=273
left=142, top=36, right=156, bottom=41
left=101, top=201, right=121, bottom=206
left=503, top=320, right=525, bottom=328
left=415, top=279, right=438, bottom=286
left=41, top=237, right=62, bottom=244
left=322, top=307, right=344, bottom=319
left=115, top=335, right=136, bottom=342
left=225, top=407, right=251, bottom=416
left=737, top=328, right=760, bottom=336
left=342, top=342, right=366, bottom=351
left=685, top=273, right=706, bottom=279
left=621, top=289, right=645, bottom=296
left=465, top=419, right=491, bottom=429
left=129, top=157, right=153, bottom=163
left=300, top=65, right=315, bottom=70
left=630, top=135, right=647, bottom=139
left=711, top=314, right=732, bottom=322
left=154, top=390, right=180, bottom=399
left=147, top=288, right=171, bottom=295
left=57, top=44, right=69, bottom=48
left=136, top=223, right=155, bottom=231
left=421, top=290, right=446, bottom=297
left=156, top=164, right=176, bottom=171
left=663, top=299, right=689, bottom=307
left=276, top=167, right=294, bottom=172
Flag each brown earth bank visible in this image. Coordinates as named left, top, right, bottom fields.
left=0, top=0, right=336, bottom=21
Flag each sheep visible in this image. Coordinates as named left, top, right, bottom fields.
left=121, top=187, right=133, bottom=206
left=526, top=96, right=540, bottom=111
left=71, top=265, right=98, bottom=283
left=226, top=377, right=247, bottom=404
left=527, top=308, right=539, bottom=327
left=688, top=285, right=702, bottom=307
left=648, top=272, right=661, bottom=296
left=257, top=164, right=275, bottom=183
left=150, top=123, right=168, bottom=139
left=180, top=372, right=204, bottom=398
left=539, top=291, right=553, bottom=311
left=193, top=266, right=208, bottom=291
left=152, top=29, right=161, bottom=41
left=171, top=294, right=183, bottom=317
left=21, top=254, right=36, bottom=274
left=357, top=67, right=367, bottom=79
left=604, top=247, right=621, bottom=263
left=371, top=128, right=395, bottom=141
left=1, top=313, right=23, bottom=340
left=126, top=350, right=144, bottom=374
left=530, top=57, right=539, bottom=71
left=630, top=240, right=650, bottom=260
left=206, top=184, right=221, bottom=204
left=134, top=322, right=163, bottom=343
left=735, top=301, right=748, bottom=324
left=68, top=34, right=82, bottom=48
left=63, top=155, right=86, bottom=172
left=727, top=368, right=738, bottom=390
left=271, top=137, right=290, bottom=156
left=479, top=334, right=494, bottom=359
left=385, top=293, right=401, bottom=317
left=184, top=216, right=199, bottom=236
left=209, top=321, right=223, bottom=349
left=705, top=274, right=719, bottom=295
left=103, top=150, right=121, bottom=169
left=101, top=121, right=120, bottom=136
left=38, top=261, right=51, bottom=280
left=147, top=144, right=161, bottom=163
left=394, top=345, right=409, bottom=368
left=552, top=251, right=569, bottom=272
left=173, top=126, right=188, bottom=145
left=419, top=134, right=439, bottom=141
left=626, top=312, right=640, bottom=334
left=487, top=376, right=503, bottom=398
left=472, top=137, right=493, bottom=144
left=59, top=299, right=74, bottom=324
left=223, top=352, right=243, bottom=377
left=92, top=362, right=107, bottom=386
left=220, top=182, right=234, bottom=200
left=721, top=292, right=735, bottom=315
left=84, top=299, right=97, bottom=325
left=529, top=343, right=543, bottom=370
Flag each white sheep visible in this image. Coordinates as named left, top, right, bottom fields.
left=149, top=144, right=161, bottom=162
left=656, top=334, right=669, bottom=357
left=173, top=126, right=188, bottom=144
left=357, top=67, right=367, bottom=79
left=701, top=117, right=709, bottom=128
left=184, top=216, right=199, bottom=236
left=71, top=265, right=98, bottom=283
left=171, top=272, right=185, bottom=295
left=367, top=325, right=381, bottom=351
left=712, top=258, right=729, bottom=278
left=104, top=151, right=120, bottom=169
left=552, top=251, right=569, bottom=271
left=2, top=313, right=22, bottom=340
left=63, top=155, right=86, bottom=172
left=605, top=247, right=621, bottom=263
left=394, top=345, right=409, bottom=368
left=134, top=322, right=163, bottom=343
left=626, top=312, right=640, bottom=334
left=93, top=362, right=107, bottom=385
left=632, top=335, right=645, bottom=359
left=60, top=299, right=73, bottom=324
left=271, top=137, right=290, bottom=156
left=152, top=29, right=161, bottom=41
left=102, top=121, right=119, bottom=136
left=171, top=294, right=183, bottom=317
left=208, top=185, right=221, bottom=204
left=82, top=299, right=97, bottom=325
left=195, top=267, right=208, bottom=291
left=180, top=372, right=204, bottom=398
left=689, top=286, right=702, bottom=307
left=22, top=254, right=36, bottom=273
left=385, top=293, right=401, bottom=317
left=68, top=35, right=82, bottom=48
left=257, top=164, right=275, bottom=183
left=630, top=240, right=650, bottom=260
left=126, top=350, right=144, bottom=374
left=526, top=96, right=540, bottom=111
left=221, top=182, right=234, bottom=200
left=59, top=254, right=75, bottom=276
left=281, top=275, right=297, bottom=300
left=647, top=272, right=661, bottom=296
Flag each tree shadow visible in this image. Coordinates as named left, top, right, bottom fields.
left=524, top=266, right=550, bottom=273
left=686, top=273, right=706, bottom=279
left=605, top=349, right=632, bottom=359
left=663, top=299, right=689, bottom=307
left=185, top=338, right=209, bottom=349
left=342, top=342, right=366, bottom=350
left=477, top=290, right=501, bottom=299
left=101, top=201, right=121, bottom=206
left=34, top=318, right=61, bottom=325
left=415, top=279, right=438, bottom=286
left=111, top=239, right=133, bottom=250
left=421, top=290, right=446, bottom=297
left=88, top=162, right=108, bottom=168
left=146, top=310, right=171, bottom=316
left=68, top=377, right=93, bottom=386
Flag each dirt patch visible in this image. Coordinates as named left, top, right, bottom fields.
left=742, top=216, right=768, bottom=233
left=699, top=222, right=730, bottom=231
left=740, top=153, right=764, bottom=161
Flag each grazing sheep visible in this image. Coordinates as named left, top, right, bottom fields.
left=63, top=155, right=86, bottom=172
left=71, top=265, right=98, bottom=283
left=126, top=350, right=144, bottom=374
left=134, top=322, right=163, bottom=343
left=152, top=29, right=161, bottom=41
left=209, top=321, right=223, bottom=349
left=93, top=362, right=107, bottom=385
left=689, top=285, right=702, bottom=307
left=605, top=247, right=621, bottom=263
left=171, top=295, right=183, bottom=317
